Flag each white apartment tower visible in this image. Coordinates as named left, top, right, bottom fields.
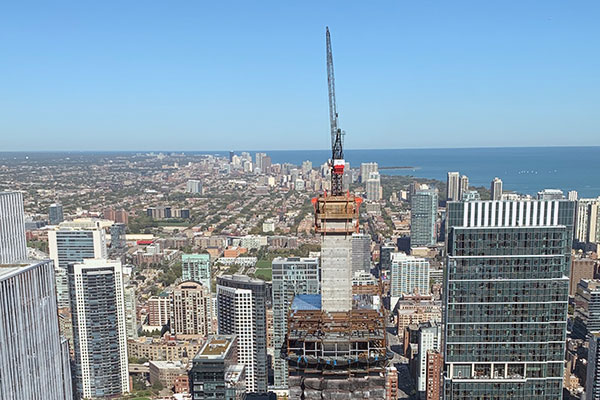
left=0, top=191, right=27, bottom=264
left=69, top=259, right=129, bottom=399
left=49, top=226, right=107, bottom=308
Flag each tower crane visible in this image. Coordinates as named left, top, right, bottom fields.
left=326, top=27, right=345, bottom=196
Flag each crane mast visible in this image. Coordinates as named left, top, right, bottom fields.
left=326, top=27, right=345, bottom=196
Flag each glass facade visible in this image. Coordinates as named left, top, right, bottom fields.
left=411, top=189, right=438, bottom=246
left=444, top=200, right=574, bottom=400
left=271, top=257, right=320, bottom=388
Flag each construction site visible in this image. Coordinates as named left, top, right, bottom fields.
left=283, top=27, right=391, bottom=400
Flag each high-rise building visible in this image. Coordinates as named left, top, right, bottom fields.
left=573, top=279, right=600, bottom=339
left=255, top=152, right=267, bottom=172
left=390, top=253, right=430, bottom=297
left=490, top=177, right=503, bottom=200
left=352, top=233, right=371, bottom=274
left=124, top=285, right=138, bottom=339
left=360, top=162, right=378, bottom=183
left=187, top=179, right=203, bottom=194
left=569, top=190, right=579, bottom=201
left=49, top=202, right=64, bottom=225
left=182, top=253, right=211, bottom=290
left=385, top=366, right=399, bottom=400
left=0, top=191, right=27, bottom=264
left=229, top=151, right=235, bottom=162
left=426, top=350, right=443, bottom=400
left=416, top=323, right=441, bottom=395
left=189, top=335, right=246, bottom=400
left=459, top=175, right=469, bottom=201
left=110, top=222, right=127, bottom=250
left=587, top=332, right=600, bottom=400
left=446, top=172, right=460, bottom=201
left=574, top=198, right=600, bottom=244
left=444, top=199, right=575, bottom=399
left=1, top=260, right=73, bottom=400
left=537, top=188, right=565, bottom=200
left=69, top=259, right=129, bottom=399
left=411, top=189, right=438, bottom=247
left=380, top=242, right=396, bottom=270
left=217, top=275, right=268, bottom=393
left=366, top=171, right=382, bottom=201
left=147, top=293, right=170, bottom=327
left=171, top=280, right=212, bottom=337
left=49, top=226, right=108, bottom=308
left=271, top=257, right=320, bottom=388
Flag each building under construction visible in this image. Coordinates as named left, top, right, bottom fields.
left=283, top=27, right=390, bottom=399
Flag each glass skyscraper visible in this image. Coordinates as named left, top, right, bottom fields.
left=182, top=253, right=212, bottom=290
left=411, top=189, right=438, bottom=247
left=69, top=259, right=129, bottom=399
left=444, top=199, right=575, bottom=399
left=271, top=257, right=320, bottom=388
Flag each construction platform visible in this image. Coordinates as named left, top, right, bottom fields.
left=312, top=194, right=362, bottom=234
left=284, top=294, right=390, bottom=399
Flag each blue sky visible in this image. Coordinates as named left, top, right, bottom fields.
left=1, top=1, right=599, bottom=151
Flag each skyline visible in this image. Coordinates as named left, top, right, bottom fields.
left=2, top=1, right=600, bottom=151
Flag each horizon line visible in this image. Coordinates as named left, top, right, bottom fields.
left=1, top=144, right=599, bottom=153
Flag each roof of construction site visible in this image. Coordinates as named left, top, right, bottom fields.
left=291, top=294, right=322, bottom=311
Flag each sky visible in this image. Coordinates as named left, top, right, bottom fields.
left=1, top=1, right=599, bottom=151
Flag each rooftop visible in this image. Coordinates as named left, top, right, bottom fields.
left=291, top=294, right=322, bottom=311
left=195, top=335, right=236, bottom=360
left=0, top=260, right=49, bottom=281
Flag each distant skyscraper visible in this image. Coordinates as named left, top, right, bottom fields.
left=574, top=198, right=600, bottom=244
left=490, top=177, right=503, bottom=200
left=390, top=253, right=430, bottom=297
left=459, top=175, right=469, bottom=200
left=301, top=160, right=313, bottom=175
left=360, top=162, right=378, bottom=183
left=379, top=242, right=396, bottom=270
left=255, top=152, right=267, bottom=172
left=217, top=275, right=268, bottom=393
left=444, top=199, right=575, bottom=399
left=187, top=179, right=203, bottom=193
left=123, top=285, right=138, bottom=339
left=446, top=172, right=460, bottom=201
left=189, top=335, right=246, bottom=400
left=171, top=280, right=212, bottom=337
left=366, top=171, right=382, bottom=201
left=537, top=188, right=564, bottom=200
left=0, top=191, right=27, bottom=264
left=569, top=190, right=579, bottom=201
left=573, top=279, right=600, bottom=340
left=49, top=202, right=64, bottom=225
left=587, top=332, right=600, bottom=400
left=229, top=151, right=235, bottom=162
left=271, top=257, right=320, bottom=388
left=49, top=226, right=108, bottom=308
left=352, top=233, right=371, bottom=274
left=182, top=253, right=211, bottom=290
left=1, top=260, right=72, bottom=400
left=110, top=223, right=127, bottom=250
left=411, top=189, right=438, bottom=247
left=69, top=259, right=129, bottom=399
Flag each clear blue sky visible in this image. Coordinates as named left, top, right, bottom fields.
left=1, top=1, right=599, bottom=151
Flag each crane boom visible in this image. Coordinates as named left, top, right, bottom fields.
left=326, top=27, right=345, bottom=196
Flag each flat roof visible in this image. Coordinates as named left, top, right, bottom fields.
left=195, top=335, right=236, bottom=360
left=291, top=294, right=322, bottom=311
left=0, top=260, right=49, bottom=281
